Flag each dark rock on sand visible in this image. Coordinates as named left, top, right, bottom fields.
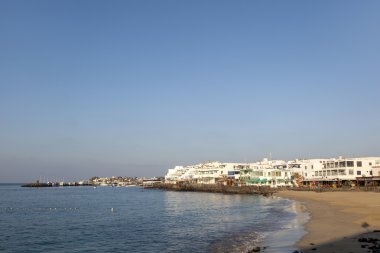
left=248, top=246, right=260, bottom=252
left=358, top=237, right=379, bottom=244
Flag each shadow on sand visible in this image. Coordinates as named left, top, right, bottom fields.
left=294, top=230, right=380, bottom=253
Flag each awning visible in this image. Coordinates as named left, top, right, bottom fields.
left=356, top=177, right=380, bottom=181
left=246, top=178, right=260, bottom=184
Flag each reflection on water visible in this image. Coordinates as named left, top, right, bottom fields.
left=0, top=185, right=304, bottom=253
left=162, top=191, right=302, bottom=253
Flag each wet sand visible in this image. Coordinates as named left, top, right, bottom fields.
left=275, top=191, right=380, bottom=253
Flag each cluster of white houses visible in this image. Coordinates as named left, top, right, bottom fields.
left=164, top=157, right=380, bottom=188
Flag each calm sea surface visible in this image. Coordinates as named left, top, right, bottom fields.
left=0, top=184, right=306, bottom=253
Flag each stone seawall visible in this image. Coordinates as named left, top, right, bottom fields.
left=148, top=183, right=277, bottom=196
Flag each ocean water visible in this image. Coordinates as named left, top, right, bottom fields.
left=0, top=184, right=306, bottom=253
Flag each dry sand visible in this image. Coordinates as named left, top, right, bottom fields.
left=275, top=191, right=380, bottom=253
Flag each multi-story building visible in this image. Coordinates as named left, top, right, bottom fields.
left=303, top=157, right=380, bottom=186
left=164, top=159, right=291, bottom=187
left=164, top=156, right=380, bottom=187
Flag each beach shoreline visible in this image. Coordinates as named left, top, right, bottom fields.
left=275, top=191, right=380, bottom=253
left=259, top=197, right=309, bottom=253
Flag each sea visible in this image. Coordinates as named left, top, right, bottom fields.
left=0, top=184, right=308, bottom=253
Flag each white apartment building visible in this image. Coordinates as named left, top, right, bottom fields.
left=164, top=166, right=197, bottom=183
left=306, top=157, right=380, bottom=182
left=164, top=156, right=380, bottom=187
left=164, top=159, right=291, bottom=187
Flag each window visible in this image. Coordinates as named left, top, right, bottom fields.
left=370, top=171, right=373, bottom=176
left=339, top=161, right=345, bottom=167
left=357, top=171, right=361, bottom=176
left=369, top=162, right=372, bottom=166
left=347, top=161, right=354, bottom=167
left=349, top=169, right=354, bottom=175
left=357, top=161, right=362, bottom=167
left=312, top=165, right=314, bottom=169
left=327, top=170, right=331, bottom=176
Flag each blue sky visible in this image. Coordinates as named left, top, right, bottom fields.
left=1, top=0, right=380, bottom=182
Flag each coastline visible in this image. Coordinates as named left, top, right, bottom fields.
left=275, top=191, right=380, bottom=253
left=260, top=197, right=309, bottom=253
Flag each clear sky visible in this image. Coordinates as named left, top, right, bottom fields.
left=1, top=0, right=380, bottom=182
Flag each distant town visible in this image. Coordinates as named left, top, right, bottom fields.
left=22, top=176, right=164, bottom=188
left=164, top=156, right=380, bottom=188
left=23, top=156, right=380, bottom=189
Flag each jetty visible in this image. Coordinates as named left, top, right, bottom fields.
left=148, top=183, right=277, bottom=196
left=22, top=181, right=93, bottom=187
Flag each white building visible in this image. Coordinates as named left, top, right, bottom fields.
left=163, top=156, right=380, bottom=187
left=164, top=159, right=292, bottom=187
left=164, top=165, right=197, bottom=183
left=300, top=157, right=380, bottom=184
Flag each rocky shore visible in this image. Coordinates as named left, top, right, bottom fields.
left=148, top=183, right=277, bottom=196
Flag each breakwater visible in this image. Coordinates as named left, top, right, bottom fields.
left=149, top=183, right=277, bottom=196
left=22, top=182, right=93, bottom=187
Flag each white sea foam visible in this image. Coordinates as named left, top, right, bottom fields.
left=261, top=198, right=309, bottom=253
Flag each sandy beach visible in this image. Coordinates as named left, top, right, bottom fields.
left=276, top=191, right=380, bottom=253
